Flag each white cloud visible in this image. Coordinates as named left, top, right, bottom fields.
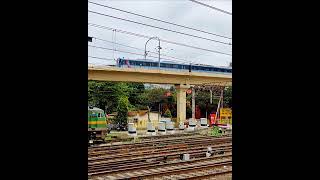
left=88, top=0, right=232, bottom=67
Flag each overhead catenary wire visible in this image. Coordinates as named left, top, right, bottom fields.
left=88, top=45, right=190, bottom=64
left=88, top=23, right=232, bottom=56
left=188, top=0, right=232, bottom=15
left=90, top=36, right=193, bottom=63
left=89, top=45, right=144, bottom=56
left=88, top=1, right=231, bottom=39
left=88, top=10, right=231, bottom=45
left=88, top=55, right=116, bottom=61
left=88, top=59, right=112, bottom=66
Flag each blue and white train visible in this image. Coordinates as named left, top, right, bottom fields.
left=116, top=58, right=232, bottom=74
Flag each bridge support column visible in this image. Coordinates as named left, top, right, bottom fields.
left=175, top=84, right=190, bottom=125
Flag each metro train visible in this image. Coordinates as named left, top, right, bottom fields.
left=116, top=58, right=232, bottom=74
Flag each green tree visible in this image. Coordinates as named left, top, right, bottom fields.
left=137, top=88, right=166, bottom=110
left=88, top=81, right=131, bottom=114
left=195, top=91, right=219, bottom=117
left=186, top=106, right=192, bottom=119
left=163, top=109, right=172, bottom=118
left=127, top=82, right=145, bottom=109
left=115, top=96, right=129, bottom=125
left=223, top=86, right=232, bottom=108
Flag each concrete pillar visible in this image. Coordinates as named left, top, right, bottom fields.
left=175, top=84, right=190, bottom=124
left=192, top=87, right=195, bottom=120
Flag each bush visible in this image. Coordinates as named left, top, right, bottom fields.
left=115, top=96, right=129, bottom=125
left=163, top=109, right=172, bottom=118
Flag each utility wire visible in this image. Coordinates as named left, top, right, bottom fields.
left=188, top=0, right=232, bottom=15
left=88, top=1, right=231, bottom=39
left=89, top=45, right=144, bottom=56
left=88, top=23, right=232, bottom=56
left=88, top=60, right=112, bottom=66
left=89, top=45, right=189, bottom=63
left=88, top=55, right=115, bottom=61
left=90, top=36, right=192, bottom=63
left=88, top=10, right=231, bottom=45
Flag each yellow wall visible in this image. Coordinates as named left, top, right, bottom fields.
left=129, top=112, right=160, bottom=130
left=135, top=119, right=159, bottom=130
left=220, top=118, right=232, bottom=125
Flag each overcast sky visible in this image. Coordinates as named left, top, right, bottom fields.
left=88, top=0, right=232, bottom=67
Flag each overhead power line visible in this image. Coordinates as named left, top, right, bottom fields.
left=88, top=23, right=232, bottom=56
left=88, top=1, right=231, bottom=39
left=88, top=55, right=115, bottom=61
left=88, top=10, right=231, bottom=45
left=188, top=0, right=232, bottom=15
left=89, top=45, right=144, bottom=56
left=88, top=45, right=190, bottom=63
left=90, top=36, right=192, bottom=63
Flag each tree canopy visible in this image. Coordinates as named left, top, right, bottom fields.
left=88, top=80, right=232, bottom=123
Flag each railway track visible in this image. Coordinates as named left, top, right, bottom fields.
left=89, top=139, right=231, bottom=159
left=89, top=143, right=231, bottom=164
left=89, top=147, right=231, bottom=170
left=89, top=130, right=225, bottom=149
left=89, top=154, right=232, bottom=179
left=89, top=152, right=232, bottom=174
left=89, top=142, right=231, bottom=162
left=88, top=134, right=232, bottom=179
left=89, top=136, right=231, bottom=154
